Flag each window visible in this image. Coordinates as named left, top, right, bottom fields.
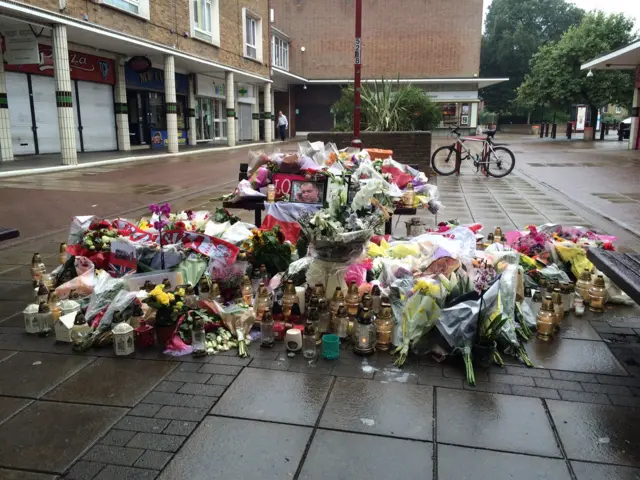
left=242, top=9, right=262, bottom=62
left=191, top=0, right=220, bottom=45
left=272, top=35, right=289, bottom=70
left=615, top=105, right=621, bottom=114
left=602, top=105, right=608, bottom=113
left=102, top=0, right=149, bottom=19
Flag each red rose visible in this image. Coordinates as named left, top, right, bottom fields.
left=175, top=221, right=186, bottom=230
left=603, top=242, right=615, bottom=251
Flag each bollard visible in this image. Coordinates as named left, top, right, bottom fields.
left=544, top=122, right=550, bottom=137
left=605, top=124, right=610, bottom=135
left=539, top=123, right=545, bottom=138
left=567, top=122, right=572, bottom=139
left=551, top=123, right=557, bottom=139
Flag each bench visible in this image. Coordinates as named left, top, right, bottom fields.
left=0, top=228, right=19, bottom=242
left=587, top=248, right=640, bottom=305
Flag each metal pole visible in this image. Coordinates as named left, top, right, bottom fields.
left=351, top=0, right=362, bottom=149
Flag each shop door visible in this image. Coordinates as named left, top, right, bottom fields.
left=31, top=75, right=60, bottom=154
left=196, top=97, right=213, bottom=141
left=127, top=91, right=148, bottom=145
left=238, top=103, right=252, bottom=141
left=213, top=98, right=226, bottom=141
left=6, top=72, right=36, bottom=155
left=78, top=82, right=117, bottom=151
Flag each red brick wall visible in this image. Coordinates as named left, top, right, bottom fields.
left=18, top=0, right=270, bottom=77
left=270, top=0, right=482, bottom=80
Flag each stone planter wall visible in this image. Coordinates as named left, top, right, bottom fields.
left=307, top=131, right=432, bottom=174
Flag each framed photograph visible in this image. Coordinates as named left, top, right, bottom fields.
left=290, top=179, right=327, bottom=205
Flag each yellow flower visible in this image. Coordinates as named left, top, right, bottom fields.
left=167, top=293, right=175, bottom=303
left=413, top=279, right=441, bottom=297
left=175, top=301, right=184, bottom=309
left=177, top=288, right=185, bottom=297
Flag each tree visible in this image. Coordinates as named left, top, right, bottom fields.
left=331, top=79, right=442, bottom=132
left=480, top=0, right=584, bottom=114
left=516, top=12, right=636, bottom=126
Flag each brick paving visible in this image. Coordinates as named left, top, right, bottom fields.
left=0, top=138, right=639, bottom=478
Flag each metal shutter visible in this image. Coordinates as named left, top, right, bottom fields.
left=31, top=75, right=60, bottom=154
left=6, top=72, right=36, bottom=155
left=77, top=81, right=117, bottom=152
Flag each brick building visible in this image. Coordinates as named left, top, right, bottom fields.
left=0, top=0, right=504, bottom=164
left=0, top=0, right=275, bottom=164
left=269, top=0, right=507, bottom=135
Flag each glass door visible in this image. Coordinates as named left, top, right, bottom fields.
left=196, top=97, right=213, bottom=141
left=212, top=98, right=227, bottom=141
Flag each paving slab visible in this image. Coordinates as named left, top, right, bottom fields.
left=300, top=429, right=433, bottom=480
left=0, top=351, right=94, bottom=398
left=319, top=377, right=433, bottom=441
left=525, top=337, right=627, bottom=375
left=0, top=401, right=125, bottom=473
left=436, top=388, right=561, bottom=457
left=571, top=461, right=640, bottom=480
left=159, top=416, right=311, bottom=480
left=0, top=396, right=31, bottom=424
left=211, top=368, right=332, bottom=426
left=547, top=400, right=640, bottom=467
left=0, top=469, right=57, bottom=479
left=45, top=357, right=175, bottom=407
left=438, top=444, right=571, bottom=480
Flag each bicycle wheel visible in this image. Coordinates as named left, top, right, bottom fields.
left=486, top=146, right=515, bottom=178
left=431, top=145, right=458, bottom=176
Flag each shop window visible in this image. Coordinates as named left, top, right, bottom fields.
left=272, top=35, right=289, bottom=71
left=148, top=92, right=166, bottom=131
left=243, top=9, right=263, bottom=62
left=441, top=103, right=458, bottom=126
left=191, top=0, right=220, bottom=45
left=102, top=0, right=149, bottom=19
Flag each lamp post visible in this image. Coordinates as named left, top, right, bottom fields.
left=352, top=0, right=362, bottom=149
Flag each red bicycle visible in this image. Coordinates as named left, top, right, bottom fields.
left=431, top=126, right=515, bottom=177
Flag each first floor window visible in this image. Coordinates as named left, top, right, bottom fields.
left=193, top=0, right=212, bottom=34
left=272, top=36, right=289, bottom=70
left=104, top=0, right=139, bottom=14
left=602, top=105, right=608, bottom=113
left=245, top=15, right=257, bottom=59
left=615, top=105, right=621, bottom=114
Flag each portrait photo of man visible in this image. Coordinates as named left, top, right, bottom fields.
left=292, top=181, right=324, bottom=204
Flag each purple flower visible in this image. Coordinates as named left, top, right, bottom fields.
left=153, top=219, right=168, bottom=231
left=149, top=203, right=160, bottom=215
left=159, top=203, right=171, bottom=216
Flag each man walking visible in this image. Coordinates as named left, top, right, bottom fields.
left=277, top=111, right=288, bottom=141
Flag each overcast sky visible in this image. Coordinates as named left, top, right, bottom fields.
left=483, top=0, right=640, bottom=32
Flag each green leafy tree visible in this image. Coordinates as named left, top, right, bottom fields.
left=516, top=12, right=636, bottom=126
left=331, top=79, right=441, bottom=132
left=480, top=0, right=584, bottom=114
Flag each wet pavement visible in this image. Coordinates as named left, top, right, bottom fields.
left=0, top=137, right=639, bottom=478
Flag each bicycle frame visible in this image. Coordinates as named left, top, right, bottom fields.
left=450, top=133, right=496, bottom=176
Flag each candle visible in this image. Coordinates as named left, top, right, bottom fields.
left=295, top=286, right=306, bottom=314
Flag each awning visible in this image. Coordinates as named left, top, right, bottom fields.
left=0, top=1, right=271, bottom=84
left=581, top=40, right=640, bottom=70
left=305, top=77, right=509, bottom=88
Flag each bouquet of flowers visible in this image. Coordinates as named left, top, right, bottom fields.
left=511, top=225, right=552, bottom=257
left=144, top=284, right=187, bottom=327
left=242, top=226, right=292, bottom=277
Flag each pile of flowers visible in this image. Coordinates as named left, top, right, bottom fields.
left=512, top=225, right=551, bottom=257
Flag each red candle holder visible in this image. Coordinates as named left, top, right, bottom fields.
left=134, top=320, right=155, bottom=348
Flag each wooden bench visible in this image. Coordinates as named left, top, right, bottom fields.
left=0, top=228, right=19, bottom=242
left=587, top=248, right=640, bottom=305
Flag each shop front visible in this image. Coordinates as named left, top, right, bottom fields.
left=193, top=74, right=227, bottom=143
left=125, top=65, right=189, bottom=148
left=5, top=43, right=116, bottom=155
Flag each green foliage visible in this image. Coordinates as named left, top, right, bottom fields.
left=480, top=0, right=584, bottom=113
left=331, top=78, right=441, bottom=132
left=478, top=110, right=498, bottom=125
left=516, top=12, right=636, bottom=112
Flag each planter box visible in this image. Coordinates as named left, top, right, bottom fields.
left=307, top=131, right=432, bottom=174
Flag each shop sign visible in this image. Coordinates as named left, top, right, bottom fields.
left=194, top=74, right=225, bottom=98
left=150, top=129, right=188, bottom=148
left=576, top=106, right=587, bottom=131
left=4, top=43, right=115, bottom=84
left=2, top=20, right=39, bottom=64
left=236, top=84, right=255, bottom=104
left=128, top=56, right=152, bottom=73
left=126, top=66, right=189, bottom=95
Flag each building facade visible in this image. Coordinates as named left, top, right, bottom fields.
left=0, top=0, right=275, bottom=163
left=268, top=0, right=505, bottom=136
left=0, top=0, right=501, bottom=162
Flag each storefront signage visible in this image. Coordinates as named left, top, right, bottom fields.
left=194, top=74, right=225, bottom=98
left=150, top=129, right=188, bottom=148
left=236, top=84, right=255, bottom=104
left=128, top=56, right=152, bottom=73
left=426, top=91, right=478, bottom=101
left=2, top=20, right=39, bottom=64
left=4, top=43, right=115, bottom=84
left=576, top=106, right=587, bottom=131
left=126, top=65, right=189, bottom=95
